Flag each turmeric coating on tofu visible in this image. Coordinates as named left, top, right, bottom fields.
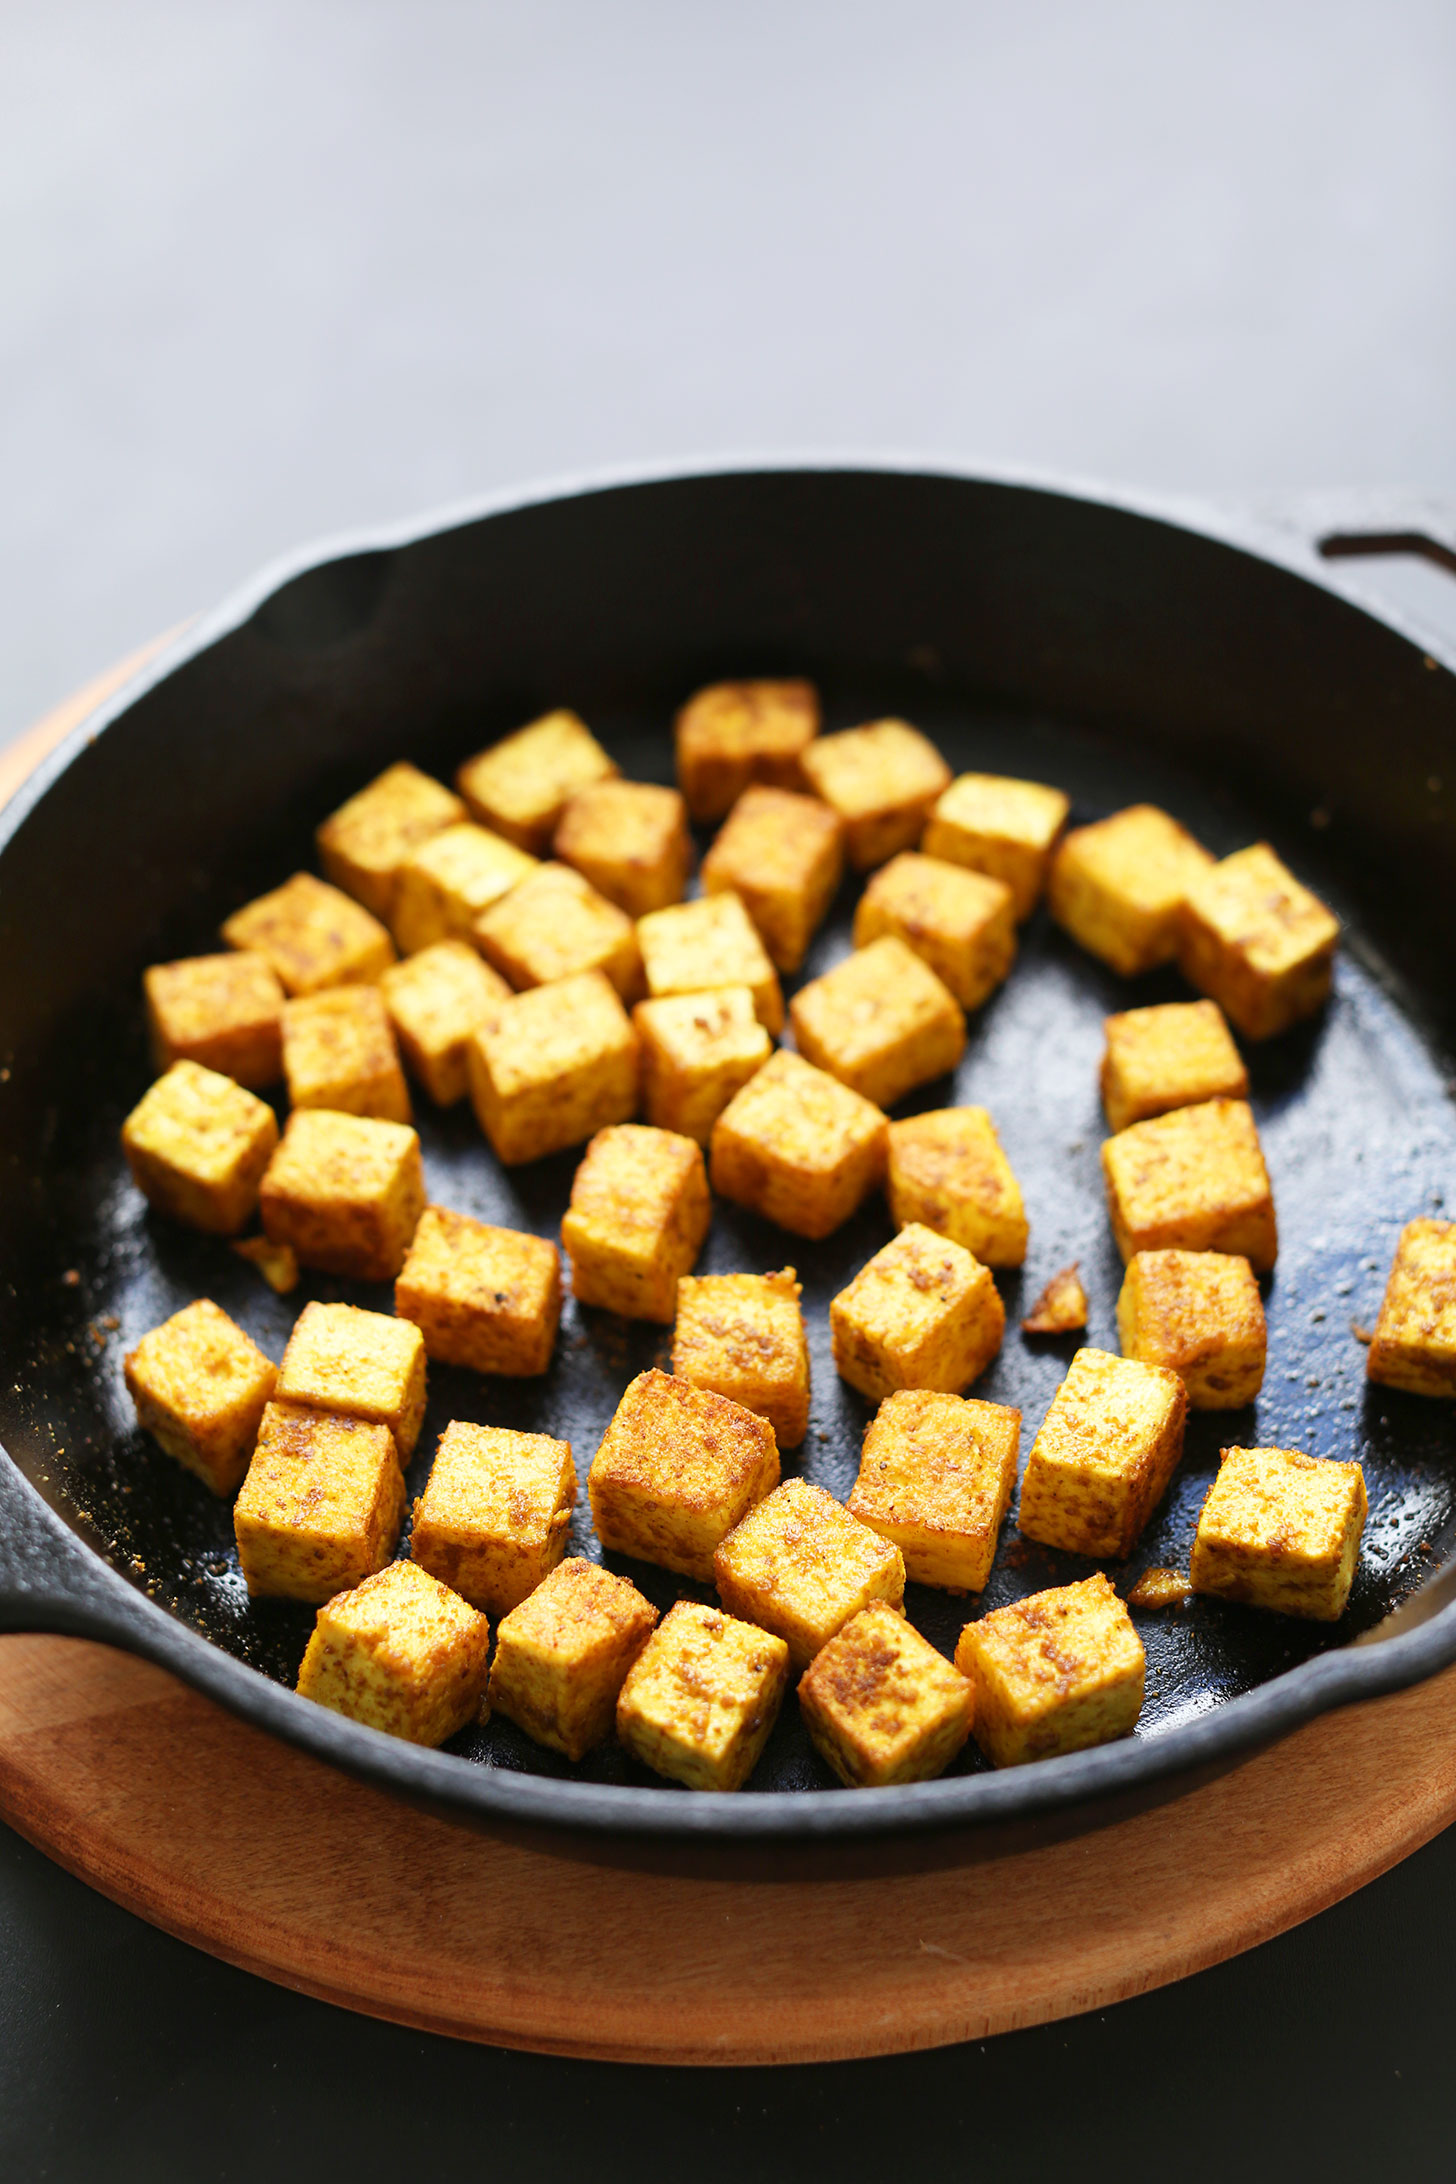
left=1022, top=1264, right=1088, bottom=1335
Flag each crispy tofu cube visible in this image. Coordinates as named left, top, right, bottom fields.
left=675, top=678, right=820, bottom=822
left=561, top=1126, right=710, bottom=1322
left=799, top=1604, right=974, bottom=1787
left=391, top=822, right=538, bottom=955
left=1102, top=1097, right=1277, bottom=1271
left=553, top=778, right=692, bottom=917
left=672, top=1269, right=810, bottom=1449
left=487, top=1555, right=659, bottom=1760
left=637, top=891, right=784, bottom=1034
left=410, top=1421, right=576, bottom=1614
left=466, top=970, right=639, bottom=1165
left=144, top=951, right=284, bottom=1089
left=922, top=772, right=1070, bottom=920
left=474, top=860, right=644, bottom=1001
left=616, top=1600, right=791, bottom=1792
left=847, top=1388, right=1020, bottom=1592
left=853, top=852, right=1016, bottom=1011
left=234, top=1400, right=406, bottom=1601
left=281, top=984, right=412, bottom=1123
left=222, top=871, right=395, bottom=995
left=1048, top=803, right=1214, bottom=974
left=634, top=986, right=772, bottom=1145
left=800, top=719, right=952, bottom=871
left=1017, top=1345, right=1187, bottom=1559
left=381, top=940, right=511, bottom=1107
left=1100, top=999, right=1248, bottom=1134
left=1178, top=842, right=1339, bottom=1040
left=122, top=1059, right=279, bottom=1235
left=791, top=936, right=965, bottom=1110
left=831, top=1224, right=1005, bottom=1401
left=955, top=1572, right=1145, bottom=1766
left=1190, top=1445, right=1367, bottom=1621
left=885, top=1105, right=1028, bottom=1268
left=259, top=1108, right=426, bottom=1281
left=297, top=1558, right=490, bottom=1745
left=315, top=761, right=466, bottom=920
left=588, top=1367, right=780, bottom=1580
left=700, top=785, right=844, bottom=972
left=276, top=1300, right=427, bottom=1463
left=456, top=709, right=618, bottom=852
left=123, top=1298, right=277, bottom=1495
left=1367, top=1218, right=1456, bottom=1397
left=713, top=1477, right=905, bottom=1670
left=710, top=1049, right=887, bottom=1240
left=395, top=1206, right=561, bottom=1375
left=1117, top=1249, right=1267, bottom=1409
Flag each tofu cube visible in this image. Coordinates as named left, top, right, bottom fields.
left=395, top=1206, right=561, bottom=1375
left=487, top=1555, right=659, bottom=1759
left=800, top=719, right=952, bottom=871
left=853, top=852, right=1016, bottom=1011
left=1048, top=803, right=1214, bottom=974
left=391, top=822, right=538, bottom=954
left=1017, top=1345, right=1187, bottom=1559
left=123, top=1298, right=277, bottom=1495
left=637, top=890, right=784, bottom=1034
left=410, top=1421, right=577, bottom=1613
left=1367, top=1218, right=1456, bottom=1397
left=553, top=778, right=692, bottom=917
left=315, top=761, right=466, bottom=920
left=885, top=1105, right=1028, bottom=1267
left=955, top=1572, right=1145, bottom=1766
left=561, top=1125, right=711, bottom=1322
left=588, top=1367, right=780, bottom=1580
left=381, top=939, right=512, bottom=1106
left=700, top=785, right=844, bottom=972
left=222, top=871, right=395, bottom=995
left=474, top=860, right=644, bottom=1002
left=233, top=1399, right=406, bottom=1601
left=466, top=970, right=640, bottom=1165
left=122, top=1059, right=279, bottom=1235
left=1100, top=999, right=1248, bottom=1134
left=1178, top=842, right=1340, bottom=1040
left=616, top=1600, right=791, bottom=1792
left=710, top=1049, right=887, bottom=1240
left=282, top=984, right=412, bottom=1123
left=791, top=935, right=965, bottom=1110
left=634, top=986, right=772, bottom=1145
left=847, top=1387, right=1020, bottom=1592
left=1190, top=1445, right=1368, bottom=1621
left=798, top=1604, right=974, bottom=1787
left=144, top=951, right=284, bottom=1088
left=276, top=1299, right=427, bottom=1463
left=1102, top=1097, right=1277, bottom=1271
left=713, top=1477, right=906, bottom=1670
left=830, top=1224, right=1005, bottom=1401
left=456, top=709, right=618, bottom=852
left=1117, top=1249, right=1267, bottom=1409
left=259, top=1108, right=426, bottom=1281
left=672, top=1269, right=811, bottom=1449
left=922, top=771, right=1070, bottom=920
left=675, top=677, right=821, bottom=822
left=296, top=1558, right=491, bottom=1745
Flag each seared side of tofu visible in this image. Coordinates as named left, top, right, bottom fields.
left=1048, top=803, right=1213, bottom=975
left=848, top=1388, right=1020, bottom=1592
left=487, top=1556, right=658, bottom=1760
left=588, top=1368, right=780, bottom=1581
left=710, top=1049, right=887, bottom=1239
left=561, top=1125, right=711, bottom=1323
left=853, top=851, right=1016, bottom=1010
left=144, top=951, right=284, bottom=1088
left=700, top=784, right=844, bottom=972
left=1117, top=1249, right=1267, bottom=1408
left=1017, top=1345, right=1187, bottom=1559
left=466, top=970, right=640, bottom=1165
left=1366, top=1217, right=1456, bottom=1398
left=1101, top=1097, right=1277, bottom=1271
left=1100, top=999, right=1248, bottom=1134
left=474, top=860, right=644, bottom=1002
left=234, top=1400, right=405, bottom=1602
left=282, top=983, right=412, bottom=1123
left=410, top=1422, right=577, bottom=1614
left=800, top=720, right=951, bottom=870
left=616, top=1600, right=791, bottom=1791
left=798, top=1604, right=974, bottom=1787
left=553, top=778, right=692, bottom=917
left=634, top=986, right=772, bottom=1145
left=382, top=940, right=511, bottom=1107
left=395, top=1206, right=561, bottom=1375
left=316, top=762, right=466, bottom=920
left=276, top=1299, right=427, bottom=1463
left=1190, top=1445, right=1367, bottom=1620
left=223, top=871, right=395, bottom=995
left=885, top=1105, right=1028, bottom=1267
left=122, top=1059, right=279, bottom=1235
left=956, top=1572, right=1145, bottom=1766
left=456, top=710, right=618, bottom=853
left=124, top=1298, right=276, bottom=1494
left=790, top=935, right=965, bottom=1110
left=672, top=1269, right=811, bottom=1449
left=713, top=1477, right=905, bottom=1670
left=296, top=1558, right=490, bottom=1745
left=922, top=772, right=1069, bottom=920
left=1178, top=842, right=1339, bottom=1039
left=259, top=1108, right=426, bottom=1280
left=675, top=678, right=820, bottom=822
left=830, top=1224, right=1005, bottom=1401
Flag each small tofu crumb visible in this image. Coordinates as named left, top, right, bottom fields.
left=1021, top=1264, right=1088, bottom=1335
left=231, top=1235, right=301, bottom=1294
left=1125, top=1568, right=1193, bottom=1610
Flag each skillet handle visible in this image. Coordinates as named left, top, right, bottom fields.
left=0, top=1445, right=156, bottom=1647
left=1213, top=489, right=1456, bottom=583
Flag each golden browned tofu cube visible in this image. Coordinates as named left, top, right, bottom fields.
left=885, top=1105, right=1027, bottom=1267
left=1190, top=1445, right=1367, bottom=1620
left=922, top=771, right=1070, bottom=920
left=675, top=677, right=820, bottom=822
left=847, top=1388, right=1020, bottom=1592
left=955, top=1572, right=1145, bottom=1766
left=1179, top=842, right=1339, bottom=1040
left=222, top=871, right=395, bottom=995
left=282, top=984, right=411, bottom=1123
left=588, top=1367, right=780, bottom=1580
left=456, top=709, right=618, bottom=852
left=713, top=1477, right=905, bottom=1670
left=487, top=1555, right=658, bottom=1759
left=475, top=860, right=644, bottom=1001
left=381, top=939, right=512, bottom=1106
left=123, top=1298, right=276, bottom=1495
left=315, top=761, right=466, bottom=920
left=122, top=1059, right=279, bottom=1235
left=466, top=969, right=639, bottom=1165
left=672, top=1269, right=810, bottom=1449
left=710, top=1049, right=887, bottom=1240
left=1100, top=999, right=1248, bottom=1134
left=297, top=1558, right=490, bottom=1745
left=1017, top=1345, right=1187, bottom=1558
left=391, top=821, right=538, bottom=954
left=1102, top=1097, right=1277, bottom=1271
left=144, top=951, right=284, bottom=1088
left=1117, top=1249, right=1266, bottom=1409
left=259, top=1108, right=426, bottom=1281
left=410, top=1421, right=576, bottom=1613
left=853, top=852, right=1015, bottom=1011
left=700, top=785, right=844, bottom=972
left=791, top=936, right=965, bottom=1110
left=1367, top=1218, right=1456, bottom=1397
left=637, top=890, right=783, bottom=1034
left=800, top=719, right=952, bottom=871
left=395, top=1205, right=560, bottom=1375
left=561, top=1125, right=710, bottom=1322
left=799, top=1604, right=974, bottom=1787
left=276, top=1299, right=427, bottom=1463
left=553, top=778, right=692, bottom=917
left=234, top=1399, right=405, bottom=1601
left=634, top=986, right=772, bottom=1145
left=831, top=1224, right=1005, bottom=1401
left=616, top=1599, right=790, bottom=1792
left=1048, top=803, right=1214, bottom=974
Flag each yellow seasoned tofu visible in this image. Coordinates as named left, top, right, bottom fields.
left=282, top=983, right=412, bottom=1123
left=1102, top=1097, right=1277, bottom=1271
left=1100, top=999, right=1248, bottom=1134
left=456, top=709, right=618, bottom=852
left=616, top=1600, right=791, bottom=1792
left=395, top=1206, right=561, bottom=1376
left=853, top=852, right=1016, bottom=1011
left=885, top=1105, right=1028, bottom=1267
left=800, top=719, right=951, bottom=871
left=1017, top=1345, right=1187, bottom=1559
left=1190, top=1445, right=1367, bottom=1621
left=222, top=871, right=395, bottom=995
left=672, top=1269, right=810, bottom=1449
left=713, top=1477, right=905, bottom=1670
left=316, top=761, right=466, bottom=921
left=831, top=1223, right=1005, bottom=1401
left=487, top=1555, right=659, bottom=1760
left=234, top=1400, right=405, bottom=1601
left=1117, top=1249, right=1266, bottom=1409
left=144, top=951, right=284, bottom=1089
left=276, top=1300, right=427, bottom=1464
left=297, top=1558, right=490, bottom=1746
left=1179, top=842, right=1339, bottom=1040
left=675, top=677, right=820, bottom=822
left=391, top=821, right=539, bottom=954
left=588, top=1367, right=780, bottom=1581
left=553, top=778, right=692, bottom=917
left=700, top=785, right=844, bottom=972
left=637, top=890, right=784, bottom=1035
left=381, top=939, right=512, bottom=1107
left=634, top=986, right=772, bottom=1145
left=561, top=1125, right=710, bottom=1323
left=847, top=1388, right=1020, bottom=1592
left=123, top=1298, right=276, bottom=1495
left=955, top=1572, right=1145, bottom=1766
left=790, top=935, right=965, bottom=1110
left=122, top=1059, right=279, bottom=1235
left=798, top=1604, right=974, bottom=1787
left=474, top=860, right=644, bottom=1002
left=231, top=1235, right=300, bottom=1295
left=467, top=970, right=640, bottom=1165
left=259, top=1108, right=426, bottom=1281
left=922, top=771, right=1070, bottom=920
left=1021, top=1264, right=1088, bottom=1334
left=410, top=1422, right=577, bottom=1614
left=1367, top=1218, right=1456, bottom=1398
left=1048, top=803, right=1214, bottom=975
left=710, top=1049, right=887, bottom=1240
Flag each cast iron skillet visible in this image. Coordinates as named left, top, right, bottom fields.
left=2, top=460, right=1455, bottom=1876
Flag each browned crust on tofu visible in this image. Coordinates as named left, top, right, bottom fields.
left=710, top=1050, right=888, bottom=1240
left=1190, top=1445, right=1367, bottom=1621
left=1021, top=1264, right=1088, bottom=1334
left=259, top=1108, right=426, bottom=1281
left=1116, top=1249, right=1266, bottom=1409
left=1177, top=842, right=1339, bottom=1040
left=700, top=784, right=845, bottom=972
left=1366, top=1217, right=1456, bottom=1398
left=487, top=1556, right=659, bottom=1759
left=144, top=951, right=285, bottom=1088
left=615, top=1600, right=791, bottom=1792
left=588, top=1368, right=781, bottom=1581
left=674, top=679, right=820, bottom=823
left=296, top=1558, right=490, bottom=1746
left=798, top=1603, right=974, bottom=1787
left=123, top=1298, right=277, bottom=1494
left=790, top=936, right=966, bottom=1110
left=395, top=1206, right=562, bottom=1376
left=1017, top=1346, right=1188, bottom=1559
left=121, top=1060, right=280, bottom=1236
left=672, top=1269, right=811, bottom=1449
left=1101, top=1097, right=1278, bottom=1272
left=561, top=1125, right=711, bottom=1323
